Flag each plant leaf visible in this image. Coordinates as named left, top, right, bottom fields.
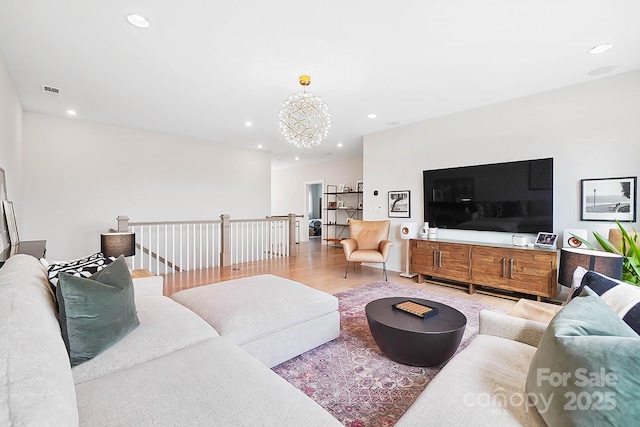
left=616, top=220, right=640, bottom=261
left=593, top=231, right=622, bottom=254
left=569, top=233, right=597, bottom=250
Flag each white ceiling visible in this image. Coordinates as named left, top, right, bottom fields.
left=1, top=1, right=639, bottom=169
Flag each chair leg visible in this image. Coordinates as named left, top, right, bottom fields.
left=383, top=263, right=388, bottom=281
left=344, top=261, right=349, bottom=279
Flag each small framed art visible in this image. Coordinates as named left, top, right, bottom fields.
left=580, top=176, right=637, bottom=222
left=1, top=200, right=19, bottom=244
left=388, top=190, right=410, bottom=218
left=535, top=232, right=557, bottom=247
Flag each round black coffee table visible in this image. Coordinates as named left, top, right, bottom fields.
left=365, top=297, right=467, bottom=366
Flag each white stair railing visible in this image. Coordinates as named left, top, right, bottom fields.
left=116, top=214, right=300, bottom=275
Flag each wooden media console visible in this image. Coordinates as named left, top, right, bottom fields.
left=410, top=238, right=557, bottom=301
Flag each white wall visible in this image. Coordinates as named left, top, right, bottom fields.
left=0, top=52, right=22, bottom=214
left=271, top=155, right=363, bottom=242
left=364, top=70, right=640, bottom=273
left=22, top=113, right=272, bottom=259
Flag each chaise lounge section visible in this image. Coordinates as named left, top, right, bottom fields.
left=0, top=255, right=342, bottom=426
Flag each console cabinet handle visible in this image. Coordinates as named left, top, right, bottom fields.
left=509, top=259, right=515, bottom=279
left=439, top=251, right=443, bottom=268
left=502, top=258, right=507, bottom=278
left=433, top=250, right=437, bottom=267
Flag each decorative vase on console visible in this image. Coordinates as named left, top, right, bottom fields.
left=419, top=222, right=429, bottom=238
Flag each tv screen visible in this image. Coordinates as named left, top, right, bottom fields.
left=423, top=158, right=553, bottom=234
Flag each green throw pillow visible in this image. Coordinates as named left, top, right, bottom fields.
left=56, top=255, right=140, bottom=366
left=525, top=287, right=640, bottom=426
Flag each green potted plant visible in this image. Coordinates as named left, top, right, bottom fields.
left=573, top=220, right=640, bottom=286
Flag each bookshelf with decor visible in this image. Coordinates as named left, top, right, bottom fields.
left=323, top=184, right=363, bottom=246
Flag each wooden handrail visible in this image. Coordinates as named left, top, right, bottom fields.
left=135, top=242, right=181, bottom=272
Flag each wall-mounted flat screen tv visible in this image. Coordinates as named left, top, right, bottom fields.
left=423, top=158, right=553, bottom=234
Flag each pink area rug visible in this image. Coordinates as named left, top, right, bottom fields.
left=273, top=281, right=504, bottom=426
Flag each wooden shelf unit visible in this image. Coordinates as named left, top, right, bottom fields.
left=410, top=238, right=557, bottom=301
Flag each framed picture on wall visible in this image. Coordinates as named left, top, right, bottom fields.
left=0, top=167, right=6, bottom=201
left=356, top=181, right=363, bottom=192
left=0, top=168, right=8, bottom=252
left=388, top=190, right=410, bottom=218
left=580, top=176, right=637, bottom=222
left=2, top=201, right=19, bottom=244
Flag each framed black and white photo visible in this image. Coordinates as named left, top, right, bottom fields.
left=388, top=190, right=410, bottom=218
left=356, top=180, right=363, bottom=192
left=580, top=177, right=637, bottom=222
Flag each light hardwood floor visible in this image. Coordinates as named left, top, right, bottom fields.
left=162, top=238, right=516, bottom=311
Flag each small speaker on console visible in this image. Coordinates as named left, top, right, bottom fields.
left=563, top=228, right=588, bottom=248
left=400, top=222, right=420, bottom=240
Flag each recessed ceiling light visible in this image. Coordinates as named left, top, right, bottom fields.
left=257, top=144, right=263, bottom=148
left=127, top=14, right=150, bottom=29
left=589, top=43, right=613, bottom=54
left=66, top=110, right=77, bottom=116
left=295, top=156, right=300, bottom=161
left=367, top=113, right=378, bottom=119
left=245, top=121, right=252, bottom=127
left=337, top=143, right=343, bottom=147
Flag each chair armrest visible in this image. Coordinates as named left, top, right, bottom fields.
left=132, top=275, right=164, bottom=296
left=379, top=240, right=394, bottom=260
left=479, top=310, right=548, bottom=348
left=341, top=239, right=357, bottom=258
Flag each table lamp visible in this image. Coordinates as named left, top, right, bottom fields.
left=558, top=247, right=623, bottom=289
left=101, top=232, right=136, bottom=259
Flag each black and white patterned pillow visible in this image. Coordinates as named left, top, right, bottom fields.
left=41, top=252, right=115, bottom=289
left=570, top=270, right=640, bottom=335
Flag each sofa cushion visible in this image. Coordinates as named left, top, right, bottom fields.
left=57, top=255, right=140, bottom=366
left=72, top=295, right=219, bottom=384
left=570, top=270, right=640, bottom=334
left=170, top=274, right=338, bottom=346
left=0, top=255, right=78, bottom=426
left=75, top=337, right=341, bottom=426
left=41, top=251, right=113, bottom=288
left=396, top=334, right=545, bottom=426
left=525, top=287, right=640, bottom=426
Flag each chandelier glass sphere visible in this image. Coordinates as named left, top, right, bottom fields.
left=279, top=75, right=331, bottom=149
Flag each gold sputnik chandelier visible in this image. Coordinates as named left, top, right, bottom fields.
left=278, top=75, right=331, bottom=148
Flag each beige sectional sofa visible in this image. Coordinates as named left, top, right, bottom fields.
left=0, top=255, right=342, bottom=426
left=396, top=310, right=549, bottom=426
left=5, top=252, right=636, bottom=426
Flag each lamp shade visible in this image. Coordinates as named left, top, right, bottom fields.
left=101, top=232, right=135, bottom=258
left=558, top=247, right=623, bottom=287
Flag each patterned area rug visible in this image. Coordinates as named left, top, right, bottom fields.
left=273, top=281, right=504, bottom=426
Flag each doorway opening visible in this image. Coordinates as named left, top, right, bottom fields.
left=305, top=181, right=323, bottom=242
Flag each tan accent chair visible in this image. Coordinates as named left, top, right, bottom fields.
left=608, top=228, right=639, bottom=252
left=341, top=219, right=394, bottom=280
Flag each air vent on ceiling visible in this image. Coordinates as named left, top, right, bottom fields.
left=41, top=85, right=61, bottom=96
